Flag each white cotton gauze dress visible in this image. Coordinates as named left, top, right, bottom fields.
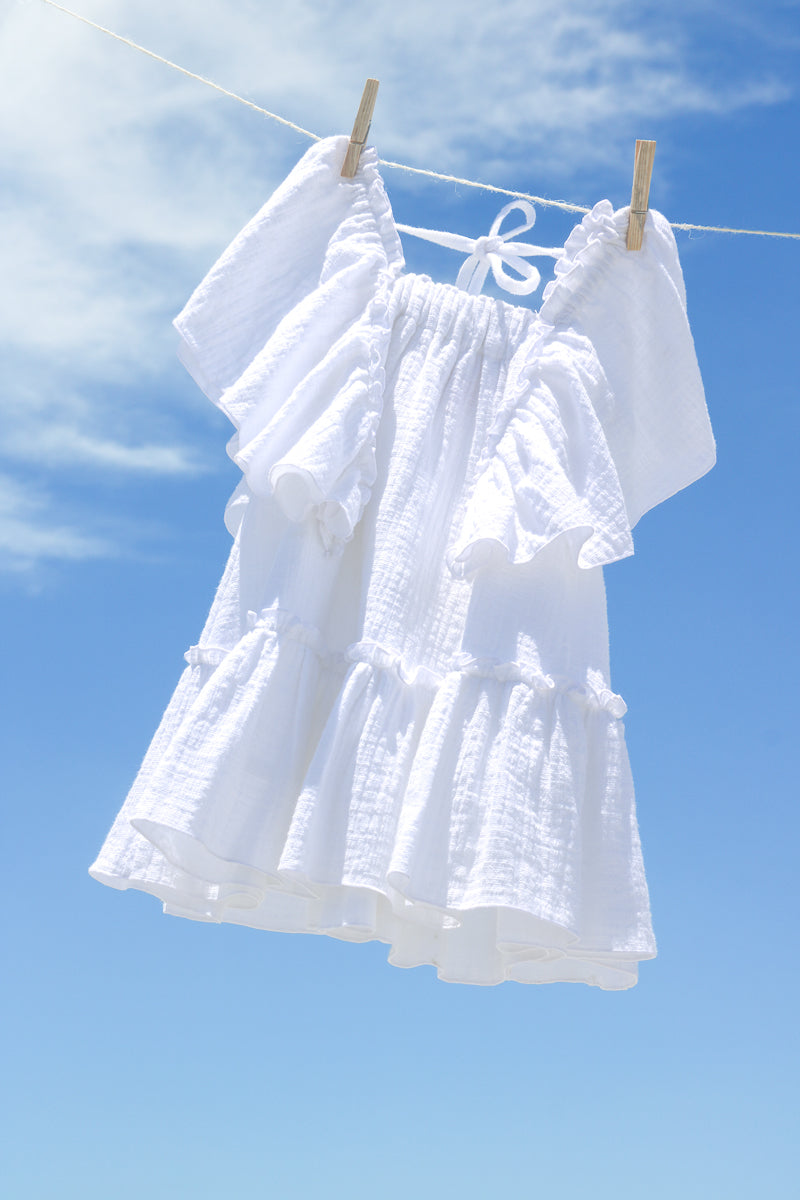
left=90, top=135, right=715, bottom=988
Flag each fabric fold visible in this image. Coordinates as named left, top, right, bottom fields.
left=174, top=136, right=403, bottom=551
left=541, top=199, right=716, bottom=527
left=92, top=619, right=648, bottom=986
left=90, top=135, right=716, bottom=989
left=447, top=324, right=634, bottom=579
left=447, top=198, right=715, bottom=581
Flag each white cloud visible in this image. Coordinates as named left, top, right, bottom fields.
left=1, top=423, right=201, bottom=474
left=0, top=474, right=116, bottom=574
left=0, top=0, right=795, bottom=578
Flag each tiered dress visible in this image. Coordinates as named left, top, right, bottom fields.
left=90, top=135, right=715, bottom=987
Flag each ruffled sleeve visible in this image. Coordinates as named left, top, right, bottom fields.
left=447, top=200, right=715, bottom=579
left=174, top=135, right=404, bottom=549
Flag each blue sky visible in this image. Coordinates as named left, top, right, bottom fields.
left=2, top=1, right=799, bottom=1197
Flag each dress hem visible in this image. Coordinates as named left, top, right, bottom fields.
left=89, top=853, right=654, bottom=990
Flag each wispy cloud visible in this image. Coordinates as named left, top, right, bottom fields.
left=0, top=474, right=116, bottom=575
left=1, top=424, right=201, bottom=474
left=0, top=0, right=795, bottom=577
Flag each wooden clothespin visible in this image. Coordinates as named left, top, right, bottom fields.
left=626, top=140, right=656, bottom=250
left=341, top=78, right=380, bottom=178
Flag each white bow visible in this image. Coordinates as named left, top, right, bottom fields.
left=396, top=200, right=562, bottom=297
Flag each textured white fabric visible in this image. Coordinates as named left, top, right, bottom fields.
left=90, top=135, right=715, bottom=988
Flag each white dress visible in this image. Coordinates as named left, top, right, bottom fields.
left=90, top=135, right=715, bottom=988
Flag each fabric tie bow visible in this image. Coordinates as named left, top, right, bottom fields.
left=396, top=200, right=563, bottom=297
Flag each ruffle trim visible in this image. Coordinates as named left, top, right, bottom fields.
left=446, top=520, right=632, bottom=582
left=185, top=602, right=627, bottom=718
left=442, top=201, right=642, bottom=581
left=475, top=202, right=624, bottom=464
left=92, top=598, right=648, bottom=988
left=176, top=135, right=404, bottom=556
left=263, top=145, right=402, bottom=551
left=447, top=350, right=633, bottom=580
left=539, top=199, right=628, bottom=326
left=266, top=265, right=394, bottom=553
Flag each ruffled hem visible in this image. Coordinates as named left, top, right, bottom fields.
left=447, top=523, right=633, bottom=582
left=90, top=604, right=652, bottom=987
left=90, top=854, right=650, bottom=988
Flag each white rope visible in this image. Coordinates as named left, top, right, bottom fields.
left=38, top=0, right=322, bottom=142
left=39, top=0, right=800, bottom=242
left=380, top=159, right=591, bottom=215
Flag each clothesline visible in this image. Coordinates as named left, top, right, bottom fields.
left=40, top=0, right=800, bottom=242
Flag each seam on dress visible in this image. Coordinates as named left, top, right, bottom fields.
left=193, top=606, right=627, bottom=717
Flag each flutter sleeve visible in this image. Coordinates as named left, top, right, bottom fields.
left=447, top=200, right=715, bottom=580
left=173, top=135, right=404, bottom=550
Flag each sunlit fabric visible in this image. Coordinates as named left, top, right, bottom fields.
left=90, top=135, right=715, bottom=987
